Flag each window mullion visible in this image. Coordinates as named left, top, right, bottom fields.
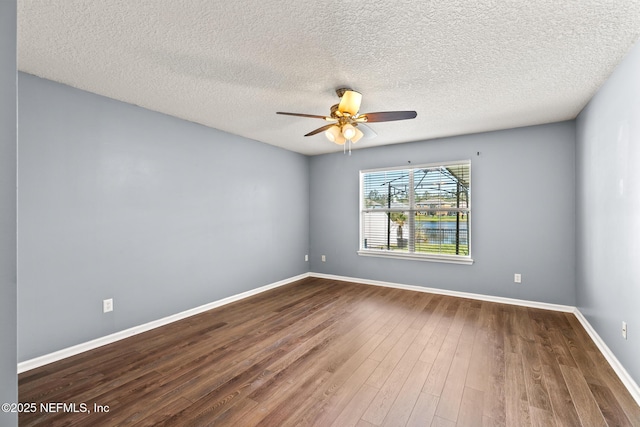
left=408, top=169, right=415, bottom=252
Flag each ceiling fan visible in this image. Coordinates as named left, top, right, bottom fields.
left=277, top=88, right=417, bottom=148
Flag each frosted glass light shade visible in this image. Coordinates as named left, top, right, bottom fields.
left=338, top=90, right=362, bottom=116
left=324, top=125, right=341, bottom=142
left=351, top=127, right=364, bottom=143
left=342, top=123, right=356, bottom=140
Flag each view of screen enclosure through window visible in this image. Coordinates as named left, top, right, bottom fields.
left=360, top=161, right=471, bottom=260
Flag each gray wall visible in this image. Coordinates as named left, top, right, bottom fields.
left=310, top=122, right=576, bottom=306
left=18, top=73, right=309, bottom=361
left=576, top=40, right=640, bottom=385
left=0, top=0, right=17, bottom=425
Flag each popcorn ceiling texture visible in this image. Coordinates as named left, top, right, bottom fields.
left=17, top=0, right=640, bottom=155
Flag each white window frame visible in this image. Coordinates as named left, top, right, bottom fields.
left=358, top=160, right=473, bottom=265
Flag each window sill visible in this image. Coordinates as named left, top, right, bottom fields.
left=357, top=250, right=474, bottom=265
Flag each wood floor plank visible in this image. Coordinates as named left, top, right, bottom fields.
left=421, top=326, right=459, bottom=397
left=543, top=311, right=578, bottom=368
left=196, top=397, right=260, bottom=427
left=431, top=415, right=456, bottom=427
left=246, top=320, right=345, bottom=403
left=408, top=294, right=441, bottom=331
left=367, top=291, right=430, bottom=363
left=298, top=358, right=380, bottom=427
left=17, top=278, right=640, bottom=427
left=277, top=292, right=397, bottom=425
left=502, top=305, right=521, bottom=354
left=380, top=360, right=433, bottom=427
left=372, top=298, right=445, bottom=427
left=132, top=284, right=360, bottom=423
left=560, top=364, right=607, bottom=427
left=465, top=301, right=491, bottom=392
left=129, top=397, right=194, bottom=427
left=587, top=381, right=635, bottom=427
left=528, top=406, right=557, bottom=427
left=510, top=307, right=548, bottom=414
left=434, top=304, right=477, bottom=422
left=457, top=386, right=485, bottom=427
left=483, top=304, right=506, bottom=426
left=559, top=313, right=640, bottom=423
left=406, top=392, right=439, bottom=427
left=366, top=327, right=419, bottom=389
left=540, top=363, right=582, bottom=427
left=585, top=349, right=640, bottom=426
left=421, top=301, right=467, bottom=397
left=178, top=293, right=380, bottom=423
left=253, top=308, right=389, bottom=424
left=557, top=313, right=603, bottom=386
left=330, top=384, right=379, bottom=427
left=284, top=311, right=392, bottom=425
left=529, top=308, right=582, bottom=426
left=434, top=336, right=474, bottom=422
left=362, top=324, right=429, bottom=424
left=250, top=370, right=332, bottom=427
left=287, top=336, right=383, bottom=425
left=418, top=300, right=457, bottom=365
left=505, top=352, right=531, bottom=427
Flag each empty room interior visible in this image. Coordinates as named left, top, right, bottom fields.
left=3, top=1, right=640, bottom=426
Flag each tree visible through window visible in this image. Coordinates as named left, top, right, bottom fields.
left=359, top=161, right=471, bottom=262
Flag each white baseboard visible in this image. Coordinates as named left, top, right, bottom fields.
left=17, top=273, right=310, bottom=374
left=574, top=309, right=640, bottom=406
left=309, top=272, right=575, bottom=312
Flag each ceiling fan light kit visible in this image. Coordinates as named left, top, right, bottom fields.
left=277, top=88, right=417, bottom=154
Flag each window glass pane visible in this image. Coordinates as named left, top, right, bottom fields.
left=363, top=169, right=411, bottom=210
left=414, top=165, right=469, bottom=210
left=415, top=211, right=469, bottom=255
left=362, top=211, right=410, bottom=251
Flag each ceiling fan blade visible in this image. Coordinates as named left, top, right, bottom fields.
left=338, top=90, right=362, bottom=116
left=304, top=123, right=337, bottom=137
left=361, top=111, right=417, bottom=122
left=357, top=123, right=377, bottom=139
left=277, top=112, right=330, bottom=120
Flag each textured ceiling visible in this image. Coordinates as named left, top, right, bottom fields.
left=17, top=0, right=640, bottom=155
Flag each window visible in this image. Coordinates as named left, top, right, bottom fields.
left=359, top=161, right=472, bottom=264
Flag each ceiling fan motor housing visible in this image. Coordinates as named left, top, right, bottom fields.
left=335, top=87, right=354, bottom=98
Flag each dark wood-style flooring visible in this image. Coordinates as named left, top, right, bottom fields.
left=19, top=277, right=640, bottom=426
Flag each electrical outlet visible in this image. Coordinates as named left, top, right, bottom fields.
left=514, top=273, right=522, bottom=283
left=103, top=298, right=113, bottom=313
left=305, top=254, right=308, bottom=262
left=322, top=255, right=326, bottom=262
left=622, top=321, right=627, bottom=340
